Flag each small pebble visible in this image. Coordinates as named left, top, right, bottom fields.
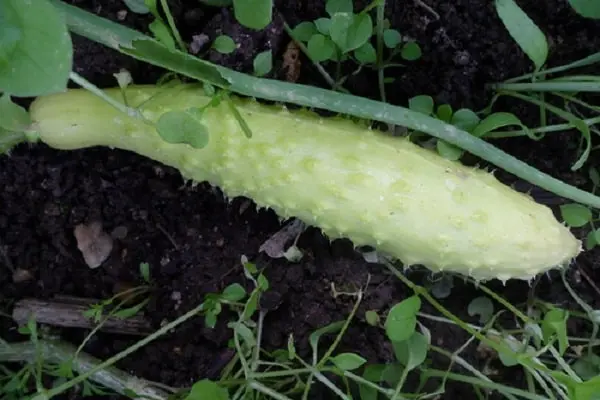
left=12, top=268, right=33, bottom=283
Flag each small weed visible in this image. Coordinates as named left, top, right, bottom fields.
left=288, top=0, right=421, bottom=95
left=406, top=94, right=532, bottom=161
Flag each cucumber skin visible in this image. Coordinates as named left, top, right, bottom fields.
left=27, top=84, right=582, bottom=282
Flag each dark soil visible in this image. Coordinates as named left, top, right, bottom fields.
left=2, top=0, right=600, bottom=399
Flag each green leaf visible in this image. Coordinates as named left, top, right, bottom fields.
left=213, top=35, right=236, bottom=54
left=292, top=21, right=317, bottom=42
left=542, top=307, right=570, bottom=355
left=345, top=13, right=373, bottom=53
left=400, top=41, right=421, bottom=61
left=122, top=0, right=150, bottom=13
left=253, top=50, right=272, bottom=76
left=586, top=229, right=599, bottom=250
left=385, top=295, right=421, bottom=342
left=436, top=104, right=453, bottom=123
left=383, top=29, right=402, bottom=48
left=54, top=359, right=74, bottom=379
left=205, top=311, right=218, bottom=328
left=0, top=94, right=30, bottom=131
left=233, top=0, right=272, bottom=30
left=573, top=353, right=600, bottom=381
left=148, top=19, right=176, bottom=49
left=451, top=108, right=480, bottom=132
left=524, top=321, right=543, bottom=348
left=354, top=42, right=376, bottom=64
left=408, top=95, right=434, bottom=115
left=120, top=39, right=231, bottom=88
left=497, top=336, right=531, bottom=367
left=309, top=18, right=331, bottom=35
left=429, top=275, right=454, bottom=299
left=392, top=331, right=429, bottom=370
left=359, top=364, right=386, bottom=400
left=287, top=334, right=296, bottom=359
left=330, top=352, right=367, bottom=371
left=568, top=0, right=600, bottom=19
left=113, top=301, right=147, bottom=319
left=329, top=12, right=373, bottom=54
left=314, top=18, right=332, bottom=36
left=307, top=34, right=336, bottom=62
left=232, top=322, right=256, bottom=348
left=0, top=0, right=72, bottom=96
left=242, top=289, right=259, bottom=320
left=221, top=283, right=247, bottom=302
left=365, top=310, right=380, bottom=326
left=472, top=112, right=529, bottom=138
left=495, top=0, right=548, bottom=70
left=467, top=296, right=494, bottom=324
left=257, top=273, right=269, bottom=291
left=570, top=374, right=600, bottom=400
left=329, top=12, right=353, bottom=52
left=326, top=0, right=353, bottom=16
left=139, top=262, right=151, bottom=282
left=436, top=140, right=464, bottom=161
left=144, top=0, right=159, bottom=15
left=593, top=229, right=600, bottom=247
left=185, top=379, right=229, bottom=400
left=309, top=321, right=345, bottom=362
left=155, top=110, right=210, bottom=149
left=560, top=203, right=592, bottom=227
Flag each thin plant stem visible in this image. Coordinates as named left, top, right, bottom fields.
left=295, top=356, right=352, bottom=400
left=158, top=0, right=186, bottom=51
left=69, top=72, right=144, bottom=120
left=0, top=340, right=170, bottom=399
left=485, top=115, right=600, bottom=139
left=475, top=282, right=529, bottom=323
left=423, top=369, right=551, bottom=400
left=492, top=81, right=600, bottom=93
left=251, top=311, right=266, bottom=372
left=249, top=380, right=294, bottom=400
left=502, top=52, right=600, bottom=83
left=376, top=0, right=387, bottom=103
left=31, top=302, right=206, bottom=399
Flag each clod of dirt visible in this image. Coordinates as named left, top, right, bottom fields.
left=189, top=34, right=210, bottom=54
left=73, top=221, right=113, bottom=269
left=111, top=225, right=128, bottom=240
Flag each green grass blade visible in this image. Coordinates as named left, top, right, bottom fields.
left=504, top=52, right=600, bottom=83
left=47, top=0, right=600, bottom=209
left=493, top=81, right=600, bottom=92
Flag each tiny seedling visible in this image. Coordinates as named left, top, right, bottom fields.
left=407, top=94, right=532, bottom=161
left=289, top=0, right=421, bottom=93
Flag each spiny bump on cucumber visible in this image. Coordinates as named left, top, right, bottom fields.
left=25, top=84, right=583, bottom=283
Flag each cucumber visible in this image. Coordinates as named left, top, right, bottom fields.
left=25, top=84, right=582, bottom=282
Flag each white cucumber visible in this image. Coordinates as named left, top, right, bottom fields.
left=26, top=84, right=582, bottom=282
